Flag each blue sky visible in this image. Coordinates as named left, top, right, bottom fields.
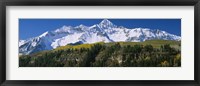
left=19, top=19, right=181, bottom=40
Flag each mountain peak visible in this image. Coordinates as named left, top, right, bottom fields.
left=76, top=24, right=87, bottom=28
left=100, top=19, right=112, bottom=24
left=98, top=19, right=117, bottom=29
left=54, top=25, right=73, bottom=33
left=39, top=31, right=49, bottom=37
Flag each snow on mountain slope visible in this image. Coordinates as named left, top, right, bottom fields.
left=19, top=40, right=26, bottom=46
left=51, top=33, right=84, bottom=48
left=19, top=19, right=181, bottom=55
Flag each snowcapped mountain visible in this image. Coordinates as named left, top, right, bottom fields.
left=19, top=19, right=181, bottom=55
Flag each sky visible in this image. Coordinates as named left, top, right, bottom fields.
left=19, top=19, right=181, bottom=40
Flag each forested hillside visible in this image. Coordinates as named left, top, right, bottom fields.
left=19, top=40, right=181, bottom=67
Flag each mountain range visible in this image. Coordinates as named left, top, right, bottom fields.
left=19, top=19, right=181, bottom=55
